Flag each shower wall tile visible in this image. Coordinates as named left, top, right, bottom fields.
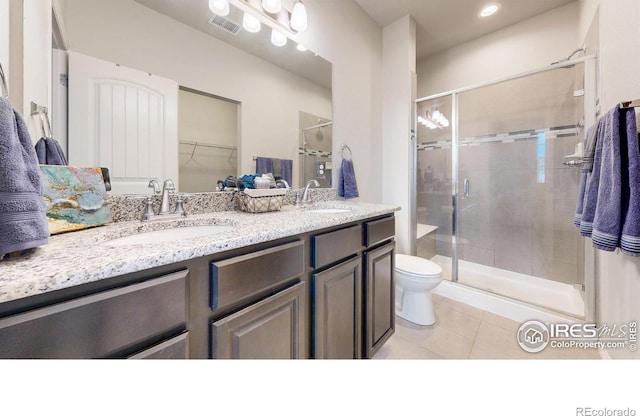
left=459, top=244, right=495, bottom=267
left=494, top=226, right=533, bottom=275
left=417, top=236, right=436, bottom=260
left=458, top=222, right=494, bottom=251
left=490, top=196, right=535, bottom=228
left=436, top=239, right=453, bottom=258
left=493, top=169, right=537, bottom=199
left=533, top=259, right=579, bottom=285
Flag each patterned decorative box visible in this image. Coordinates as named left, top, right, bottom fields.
left=39, top=166, right=112, bottom=234
left=235, top=189, right=287, bottom=213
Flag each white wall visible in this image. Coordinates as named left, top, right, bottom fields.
left=3, top=0, right=51, bottom=142
left=417, top=2, right=580, bottom=98
left=62, top=0, right=331, bottom=189
left=21, top=0, right=51, bottom=141
left=580, top=0, right=640, bottom=359
left=382, top=15, right=416, bottom=254
left=294, top=0, right=383, bottom=202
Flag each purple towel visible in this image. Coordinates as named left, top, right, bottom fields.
left=591, top=105, right=624, bottom=251
left=338, top=158, right=359, bottom=199
left=574, top=121, right=601, bottom=228
left=34, top=137, right=68, bottom=165
left=0, top=97, right=49, bottom=257
left=255, top=157, right=274, bottom=177
left=620, top=108, right=640, bottom=256
left=578, top=115, right=608, bottom=237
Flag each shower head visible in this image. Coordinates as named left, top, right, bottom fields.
left=550, top=46, right=586, bottom=67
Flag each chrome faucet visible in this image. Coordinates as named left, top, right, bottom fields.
left=159, top=179, right=175, bottom=215
left=301, top=179, right=320, bottom=204
left=141, top=178, right=186, bottom=222
left=276, top=179, right=290, bottom=189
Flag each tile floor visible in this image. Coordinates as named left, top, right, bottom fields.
left=372, top=293, right=601, bottom=359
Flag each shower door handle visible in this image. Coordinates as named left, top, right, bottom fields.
left=463, top=178, right=470, bottom=198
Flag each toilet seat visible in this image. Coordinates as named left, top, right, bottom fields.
left=395, top=254, right=442, bottom=278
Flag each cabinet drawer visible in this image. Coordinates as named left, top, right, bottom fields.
left=364, top=216, right=395, bottom=247
left=129, top=332, right=189, bottom=359
left=210, top=240, right=304, bottom=311
left=0, top=270, right=188, bottom=358
left=311, top=225, right=362, bottom=269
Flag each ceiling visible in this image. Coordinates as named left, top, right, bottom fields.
left=354, top=0, right=576, bottom=60
left=133, top=0, right=576, bottom=84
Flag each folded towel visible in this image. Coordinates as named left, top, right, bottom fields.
left=255, top=157, right=293, bottom=186
left=35, top=137, right=67, bottom=165
left=619, top=109, right=640, bottom=256
left=591, top=105, right=624, bottom=251
left=241, top=174, right=259, bottom=189
left=578, top=113, right=608, bottom=238
left=338, top=158, right=359, bottom=199
left=0, top=97, right=49, bottom=257
left=575, top=121, right=601, bottom=228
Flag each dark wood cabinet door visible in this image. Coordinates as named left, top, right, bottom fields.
left=210, top=282, right=306, bottom=359
left=364, top=241, right=395, bottom=358
left=312, top=257, right=362, bottom=359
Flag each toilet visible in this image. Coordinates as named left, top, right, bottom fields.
left=395, top=254, right=444, bottom=326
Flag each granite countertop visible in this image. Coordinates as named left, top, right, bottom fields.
left=0, top=201, right=399, bottom=304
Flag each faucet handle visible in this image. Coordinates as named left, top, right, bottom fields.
left=141, top=196, right=156, bottom=221
left=174, top=195, right=187, bottom=216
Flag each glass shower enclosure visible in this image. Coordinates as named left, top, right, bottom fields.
left=414, top=56, right=597, bottom=320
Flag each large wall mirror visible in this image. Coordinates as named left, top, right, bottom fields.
left=52, top=0, right=332, bottom=194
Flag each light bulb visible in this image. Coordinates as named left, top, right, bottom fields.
left=209, top=0, right=229, bottom=16
left=479, top=3, right=500, bottom=17
left=271, top=29, right=287, bottom=47
left=296, top=44, right=307, bottom=52
left=262, top=0, right=282, bottom=14
left=290, top=1, right=308, bottom=32
left=243, top=12, right=261, bottom=33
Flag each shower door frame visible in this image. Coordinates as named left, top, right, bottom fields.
left=412, top=55, right=598, bottom=321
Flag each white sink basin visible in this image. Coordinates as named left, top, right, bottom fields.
left=306, top=208, right=351, bottom=214
left=104, top=225, right=235, bottom=246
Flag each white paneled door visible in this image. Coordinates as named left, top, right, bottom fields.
left=68, top=51, right=178, bottom=194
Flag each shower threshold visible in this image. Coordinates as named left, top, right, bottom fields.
left=430, top=255, right=584, bottom=319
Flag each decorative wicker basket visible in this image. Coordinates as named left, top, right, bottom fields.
left=235, top=189, right=287, bottom=213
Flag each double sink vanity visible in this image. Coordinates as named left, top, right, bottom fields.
left=0, top=193, right=399, bottom=359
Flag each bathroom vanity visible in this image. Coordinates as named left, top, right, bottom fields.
left=0, top=201, right=398, bottom=359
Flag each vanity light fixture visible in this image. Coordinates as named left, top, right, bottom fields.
left=418, top=110, right=450, bottom=129
left=243, top=12, right=261, bottom=33
left=261, top=0, right=282, bottom=14
left=290, top=0, right=308, bottom=31
left=271, top=29, right=287, bottom=47
left=209, top=0, right=230, bottom=16
left=479, top=3, right=500, bottom=17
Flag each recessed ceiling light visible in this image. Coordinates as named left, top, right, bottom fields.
left=479, top=3, right=500, bottom=18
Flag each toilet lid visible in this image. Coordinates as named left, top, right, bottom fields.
left=395, top=254, right=443, bottom=277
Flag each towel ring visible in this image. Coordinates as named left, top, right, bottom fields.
left=340, top=144, right=352, bottom=159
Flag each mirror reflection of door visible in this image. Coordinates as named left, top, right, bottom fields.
left=299, top=111, right=332, bottom=188
left=68, top=51, right=178, bottom=195
left=178, top=87, right=239, bottom=193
